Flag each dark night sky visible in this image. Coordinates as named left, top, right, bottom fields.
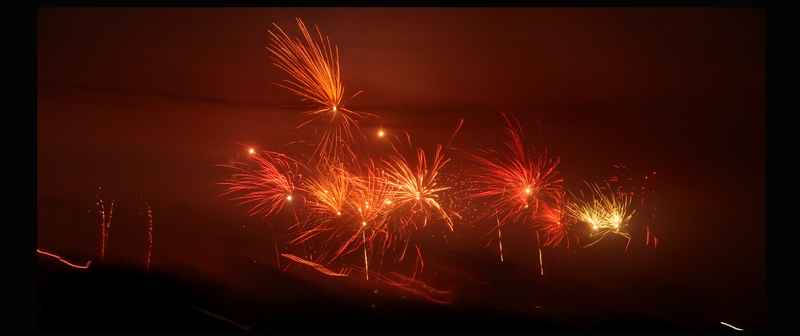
left=37, top=8, right=765, bottom=330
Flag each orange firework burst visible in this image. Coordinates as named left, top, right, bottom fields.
left=219, top=147, right=303, bottom=218
left=286, top=160, right=403, bottom=279
left=268, top=18, right=377, bottom=163
left=383, top=120, right=463, bottom=231
left=568, top=182, right=634, bottom=248
left=291, top=160, right=396, bottom=262
left=468, top=112, right=563, bottom=228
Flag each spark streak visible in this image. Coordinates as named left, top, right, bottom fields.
left=37, top=249, right=91, bottom=269
left=720, top=322, right=744, bottom=331
left=98, top=198, right=114, bottom=263
left=568, top=182, right=635, bottom=247
left=281, top=254, right=350, bottom=276
left=144, top=201, right=153, bottom=275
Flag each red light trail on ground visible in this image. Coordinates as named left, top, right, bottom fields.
left=37, top=249, right=92, bottom=269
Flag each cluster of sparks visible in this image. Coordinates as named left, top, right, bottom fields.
left=220, top=18, right=656, bottom=282
left=567, top=182, right=635, bottom=251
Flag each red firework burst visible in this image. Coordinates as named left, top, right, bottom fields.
left=219, top=146, right=303, bottom=218
left=468, top=112, right=563, bottom=228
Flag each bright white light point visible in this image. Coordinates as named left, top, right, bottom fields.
left=249, top=148, right=255, bottom=154
left=286, top=195, right=292, bottom=201
left=378, top=130, right=384, bottom=137
left=362, top=222, right=366, bottom=226
left=337, top=212, right=341, bottom=216
left=385, top=200, right=391, bottom=204
left=593, top=225, right=598, bottom=230
left=525, top=188, right=531, bottom=194
left=332, top=106, right=337, bottom=112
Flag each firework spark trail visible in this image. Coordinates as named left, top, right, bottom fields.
left=536, top=231, right=544, bottom=276
left=219, top=147, right=303, bottom=218
left=348, top=266, right=454, bottom=304
left=568, top=182, right=635, bottom=248
left=267, top=18, right=377, bottom=164
left=270, top=224, right=281, bottom=268
left=281, top=253, right=350, bottom=276
left=97, top=198, right=114, bottom=263
left=144, top=201, right=153, bottom=275
left=37, top=249, right=91, bottom=269
left=497, top=214, right=504, bottom=262
left=467, top=112, right=563, bottom=229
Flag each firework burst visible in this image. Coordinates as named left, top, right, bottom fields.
left=468, top=112, right=563, bottom=228
left=268, top=18, right=377, bottom=164
left=568, top=181, right=635, bottom=248
left=531, top=192, right=577, bottom=249
left=218, top=146, right=303, bottom=218
left=287, top=160, right=399, bottom=278
left=383, top=120, right=464, bottom=231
